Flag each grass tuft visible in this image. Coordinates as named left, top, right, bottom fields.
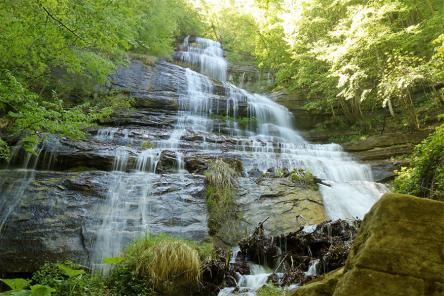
left=123, top=233, right=202, bottom=294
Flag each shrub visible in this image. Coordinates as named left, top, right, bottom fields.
left=394, top=124, right=444, bottom=201
left=31, top=262, right=104, bottom=296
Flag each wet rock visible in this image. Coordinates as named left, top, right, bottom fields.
left=0, top=171, right=208, bottom=274
left=156, top=150, right=179, bottom=174
left=184, top=155, right=243, bottom=175
left=370, top=162, right=401, bottom=182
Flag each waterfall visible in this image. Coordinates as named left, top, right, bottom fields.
left=90, top=61, right=222, bottom=272
left=0, top=35, right=388, bottom=284
left=177, top=37, right=228, bottom=82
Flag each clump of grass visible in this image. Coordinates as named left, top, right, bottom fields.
left=290, top=168, right=317, bottom=190
left=205, top=159, right=239, bottom=189
left=123, top=234, right=201, bottom=294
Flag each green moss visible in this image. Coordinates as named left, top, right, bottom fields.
left=257, top=284, right=288, bottom=296
left=205, top=159, right=242, bottom=243
left=141, top=140, right=154, bottom=149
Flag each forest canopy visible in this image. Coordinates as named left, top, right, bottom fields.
left=193, top=0, right=443, bottom=129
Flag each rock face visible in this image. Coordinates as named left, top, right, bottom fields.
left=293, top=193, right=444, bottom=296
left=0, top=58, right=331, bottom=274
left=342, top=131, right=430, bottom=161
left=0, top=170, right=207, bottom=274
left=237, top=176, right=327, bottom=234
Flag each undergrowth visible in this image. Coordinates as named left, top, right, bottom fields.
left=0, top=234, right=216, bottom=296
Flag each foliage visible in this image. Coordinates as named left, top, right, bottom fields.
left=196, top=0, right=444, bottom=128
left=394, top=124, right=444, bottom=201
left=122, top=233, right=202, bottom=295
left=0, top=279, right=31, bottom=291
left=31, top=262, right=104, bottom=296
left=0, top=72, right=111, bottom=155
left=0, top=0, right=203, bottom=159
left=0, top=284, right=55, bottom=296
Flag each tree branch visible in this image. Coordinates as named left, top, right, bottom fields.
left=35, top=0, right=85, bottom=43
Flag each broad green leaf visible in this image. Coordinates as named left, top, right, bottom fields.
left=30, top=285, right=55, bottom=296
left=0, top=290, right=31, bottom=296
left=103, top=256, right=124, bottom=265
left=0, top=279, right=30, bottom=291
left=56, top=264, right=85, bottom=278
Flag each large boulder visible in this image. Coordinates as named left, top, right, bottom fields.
left=293, top=193, right=444, bottom=296
left=238, top=176, right=327, bottom=235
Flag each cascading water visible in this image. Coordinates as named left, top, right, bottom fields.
left=177, top=36, right=228, bottom=82
left=176, top=36, right=387, bottom=295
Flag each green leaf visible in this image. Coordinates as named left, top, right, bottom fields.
left=103, top=256, right=124, bottom=265
left=0, top=279, right=30, bottom=291
left=0, top=290, right=31, bottom=296
left=56, top=264, right=85, bottom=278
left=30, top=285, right=55, bottom=296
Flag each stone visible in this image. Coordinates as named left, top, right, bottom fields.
left=293, top=193, right=444, bottom=296
left=184, top=155, right=243, bottom=175
left=156, top=150, right=179, bottom=174
left=293, top=268, right=344, bottom=296
left=237, top=176, right=327, bottom=235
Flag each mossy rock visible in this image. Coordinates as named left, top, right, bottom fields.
left=292, top=268, right=344, bottom=296
left=293, top=193, right=444, bottom=296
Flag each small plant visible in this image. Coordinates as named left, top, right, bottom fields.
left=290, top=168, right=317, bottom=189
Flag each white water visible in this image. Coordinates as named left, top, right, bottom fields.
left=177, top=36, right=228, bottom=82
left=218, top=264, right=273, bottom=296
left=177, top=37, right=387, bottom=295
